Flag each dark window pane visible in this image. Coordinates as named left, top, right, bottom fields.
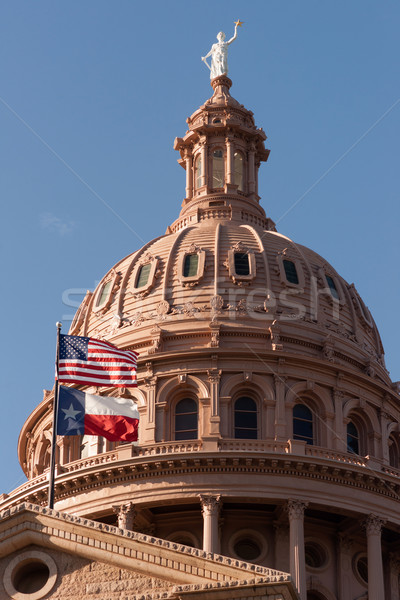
left=234, top=538, right=260, bottom=561
left=347, top=421, right=359, bottom=454
left=183, top=253, right=199, bottom=277
left=293, top=404, right=313, bottom=444
left=234, top=253, right=250, bottom=276
left=136, top=263, right=151, bottom=288
left=175, top=398, right=198, bottom=440
left=283, top=259, right=299, bottom=284
left=326, top=275, right=339, bottom=299
left=235, top=397, right=257, bottom=412
left=234, top=397, right=257, bottom=439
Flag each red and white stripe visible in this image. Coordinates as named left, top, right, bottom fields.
left=59, top=338, right=138, bottom=387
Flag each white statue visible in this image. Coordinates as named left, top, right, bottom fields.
left=202, top=20, right=243, bottom=79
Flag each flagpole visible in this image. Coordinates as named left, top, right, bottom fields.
left=48, top=322, right=62, bottom=509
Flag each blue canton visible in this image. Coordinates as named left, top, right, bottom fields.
left=59, top=334, right=89, bottom=361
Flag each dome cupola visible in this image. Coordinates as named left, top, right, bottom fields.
left=172, top=75, right=272, bottom=233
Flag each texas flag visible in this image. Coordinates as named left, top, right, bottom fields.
left=57, top=386, right=139, bottom=442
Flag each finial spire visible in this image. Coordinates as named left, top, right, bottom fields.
left=201, top=20, right=243, bottom=80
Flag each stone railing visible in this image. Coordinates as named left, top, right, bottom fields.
left=218, top=439, right=289, bottom=453
left=305, top=446, right=367, bottom=467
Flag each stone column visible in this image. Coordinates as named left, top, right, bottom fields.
left=200, top=495, right=221, bottom=554
left=144, top=375, right=157, bottom=444
left=336, top=534, right=353, bottom=600
left=274, top=375, right=287, bottom=441
left=200, top=141, right=207, bottom=189
left=333, top=390, right=345, bottom=451
left=364, top=514, right=386, bottom=600
left=248, top=144, right=256, bottom=196
left=225, top=137, right=233, bottom=185
left=287, top=499, right=308, bottom=600
left=389, top=554, right=400, bottom=600
left=184, top=150, right=193, bottom=199
left=207, top=370, right=222, bottom=439
left=113, top=502, right=135, bottom=530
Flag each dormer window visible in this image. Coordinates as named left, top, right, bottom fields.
left=136, top=263, right=151, bottom=288
left=234, top=151, right=244, bottom=191
left=93, top=269, right=120, bottom=313
left=283, top=259, right=299, bottom=284
left=325, top=275, right=339, bottom=299
left=226, top=244, right=256, bottom=284
left=195, top=155, right=202, bottom=190
left=96, top=281, right=112, bottom=308
left=178, top=246, right=206, bottom=286
left=212, top=149, right=224, bottom=188
left=234, top=252, right=250, bottom=276
left=131, top=253, right=159, bottom=297
left=183, top=253, right=199, bottom=277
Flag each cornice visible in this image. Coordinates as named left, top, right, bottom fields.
left=4, top=446, right=400, bottom=516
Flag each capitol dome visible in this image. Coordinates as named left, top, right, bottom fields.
left=2, top=75, right=400, bottom=600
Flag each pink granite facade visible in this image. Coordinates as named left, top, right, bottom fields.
left=1, top=76, right=399, bottom=600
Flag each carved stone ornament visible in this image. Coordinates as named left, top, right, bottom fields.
left=199, top=494, right=222, bottom=516
left=363, top=514, right=386, bottom=536
left=157, top=300, right=170, bottom=318
left=113, top=502, right=136, bottom=530
left=286, top=499, right=309, bottom=520
left=210, top=295, right=224, bottom=311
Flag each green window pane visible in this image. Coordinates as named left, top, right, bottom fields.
left=183, top=253, right=199, bottom=277
left=283, top=259, right=299, bottom=284
left=136, top=263, right=151, bottom=288
left=96, top=281, right=112, bottom=307
left=234, top=151, right=244, bottom=191
left=326, top=275, right=339, bottom=299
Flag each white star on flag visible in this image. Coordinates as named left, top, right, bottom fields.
left=61, top=403, right=81, bottom=421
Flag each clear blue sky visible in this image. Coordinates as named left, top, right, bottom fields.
left=1, top=1, right=399, bottom=494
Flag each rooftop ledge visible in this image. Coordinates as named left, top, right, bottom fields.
left=1, top=441, right=400, bottom=512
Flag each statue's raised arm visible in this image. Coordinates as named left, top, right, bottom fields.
left=201, top=20, right=243, bottom=80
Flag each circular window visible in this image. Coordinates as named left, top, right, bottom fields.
left=305, top=542, right=328, bottom=569
left=228, top=529, right=268, bottom=563
left=4, top=551, right=57, bottom=600
left=234, top=538, right=261, bottom=561
left=356, top=554, right=368, bottom=584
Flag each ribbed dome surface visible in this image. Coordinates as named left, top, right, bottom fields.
left=71, top=215, right=387, bottom=384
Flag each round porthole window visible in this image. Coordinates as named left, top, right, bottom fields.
left=4, top=551, right=57, bottom=600
left=304, top=541, right=328, bottom=569
left=356, top=554, right=368, bottom=584
left=228, top=529, right=268, bottom=563
left=234, top=538, right=261, bottom=561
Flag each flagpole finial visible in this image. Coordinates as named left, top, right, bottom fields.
left=56, top=322, right=62, bottom=329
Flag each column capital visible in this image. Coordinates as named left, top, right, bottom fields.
left=286, top=499, right=309, bottom=520
left=363, top=513, right=386, bottom=535
left=199, top=494, right=222, bottom=517
left=112, top=502, right=136, bottom=530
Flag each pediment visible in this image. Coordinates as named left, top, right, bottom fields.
left=0, top=503, right=297, bottom=599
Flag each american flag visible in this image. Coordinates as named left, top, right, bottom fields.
left=58, top=334, right=138, bottom=387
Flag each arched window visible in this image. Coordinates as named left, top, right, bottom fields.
left=136, top=263, right=151, bottom=288
left=234, top=397, right=258, bottom=439
left=195, top=155, right=202, bottom=189
left=175, top=399, right=198, bottom=440
left=389, top=434, right=399, bottom=468
left=234, top=151, right=244, bottom=191
left=212, top=149, right=224, bottom=188
left=293, top=403, right=314, bottom=445
left=283, top=259, right=299, bottom=284
left=347, top=421, right=359, bottom=454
